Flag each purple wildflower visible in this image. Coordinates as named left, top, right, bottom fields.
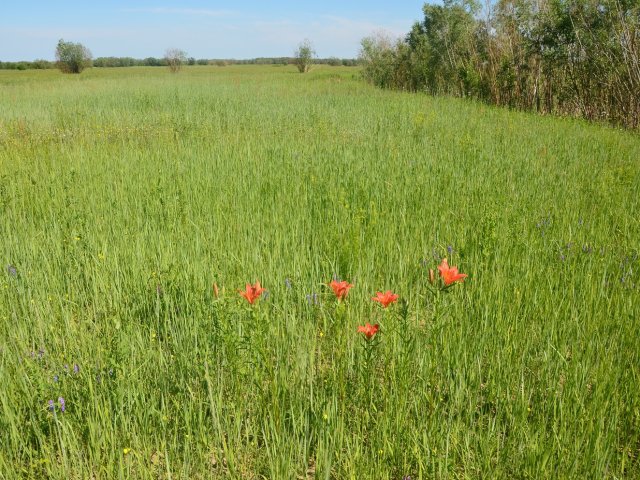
left=306, top=292, right=319, bottom=305
left=48, top=399, right=55, bottom=412
left=58, top=397, right=66, bottom=412
left=73, top=364, right=79, bottom=374
left=447, top=245, right=454, bottom=255
left=6, top=265, right=17, bottom=277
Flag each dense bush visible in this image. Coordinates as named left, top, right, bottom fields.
left=55, top=39, right=92, bottom=74
left=360, top=0, right=640, bottom=129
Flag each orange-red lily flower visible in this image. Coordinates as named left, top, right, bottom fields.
left=371, top=290, right=399, bottom=308
left=239, top=281, right=265, bottom=304
left=437, top=258, right=468, bottom=286
left=329, top=280, right=353, bottom=300
left=357, top=323, right=379, bottom=339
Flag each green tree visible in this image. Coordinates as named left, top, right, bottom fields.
left=294, top=39, right=315, bottom=73
left=55, top=39, right=92, bottom=74
left=165, top=48, right=187, bottom=73
left=359, top=31, right=398, bottom=88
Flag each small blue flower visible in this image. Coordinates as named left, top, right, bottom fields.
left=6, top=265, right=17, bottom=277
left=447, top=245, right=454, bottom=255
left=53, top=375, right=59, bottom=382
left=48, top=399, right=55, bottom=412
left=73, top=364, right=79, bottom=374
left=285, top=278, right=292, bottom=289
left=58, top=397, right=66, bottom=413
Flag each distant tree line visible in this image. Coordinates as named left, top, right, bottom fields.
left=92, top=56, right=358, bottom=67
left=0, top=60, right=54, bottom=70
left=0, top=56, right=357, bottom=70
left=360, top=0, right=640, bottom=129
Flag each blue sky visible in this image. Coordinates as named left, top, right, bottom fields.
left=0, top=1, right=426, bottom=61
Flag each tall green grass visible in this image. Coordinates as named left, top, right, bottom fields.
left=1, top=65, right=639, bottom=479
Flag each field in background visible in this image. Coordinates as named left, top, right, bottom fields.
left=1, top=65, right=639, bottom=479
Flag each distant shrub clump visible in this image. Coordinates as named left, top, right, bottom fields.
left=55, top=39, right=92, bottom=74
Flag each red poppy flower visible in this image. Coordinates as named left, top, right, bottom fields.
left=371, top=290, right=399, bottom=308
left=329, top=280, right=353, bottom=300
left=437, top=258, right=468, bottom=286
left=239, top=281, right=266, bottom=304
left=357, top=323, right=379, bottom=340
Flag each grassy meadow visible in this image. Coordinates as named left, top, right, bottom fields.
left=0, top=65, right=639, bottom=479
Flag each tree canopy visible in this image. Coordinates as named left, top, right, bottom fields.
left=55, top=39, right=92, bottom=74
left=294, top=39, right=316, bottom=73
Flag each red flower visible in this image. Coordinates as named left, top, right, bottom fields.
left=371, top=290, right=399, bottom=308
left=239, top=281, right=265, bottom=304
left=357, top=323, right=379, bottom=340
left=437, top=258, right=468, bottom=286
left=329, top=280, right=353, bottom=300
